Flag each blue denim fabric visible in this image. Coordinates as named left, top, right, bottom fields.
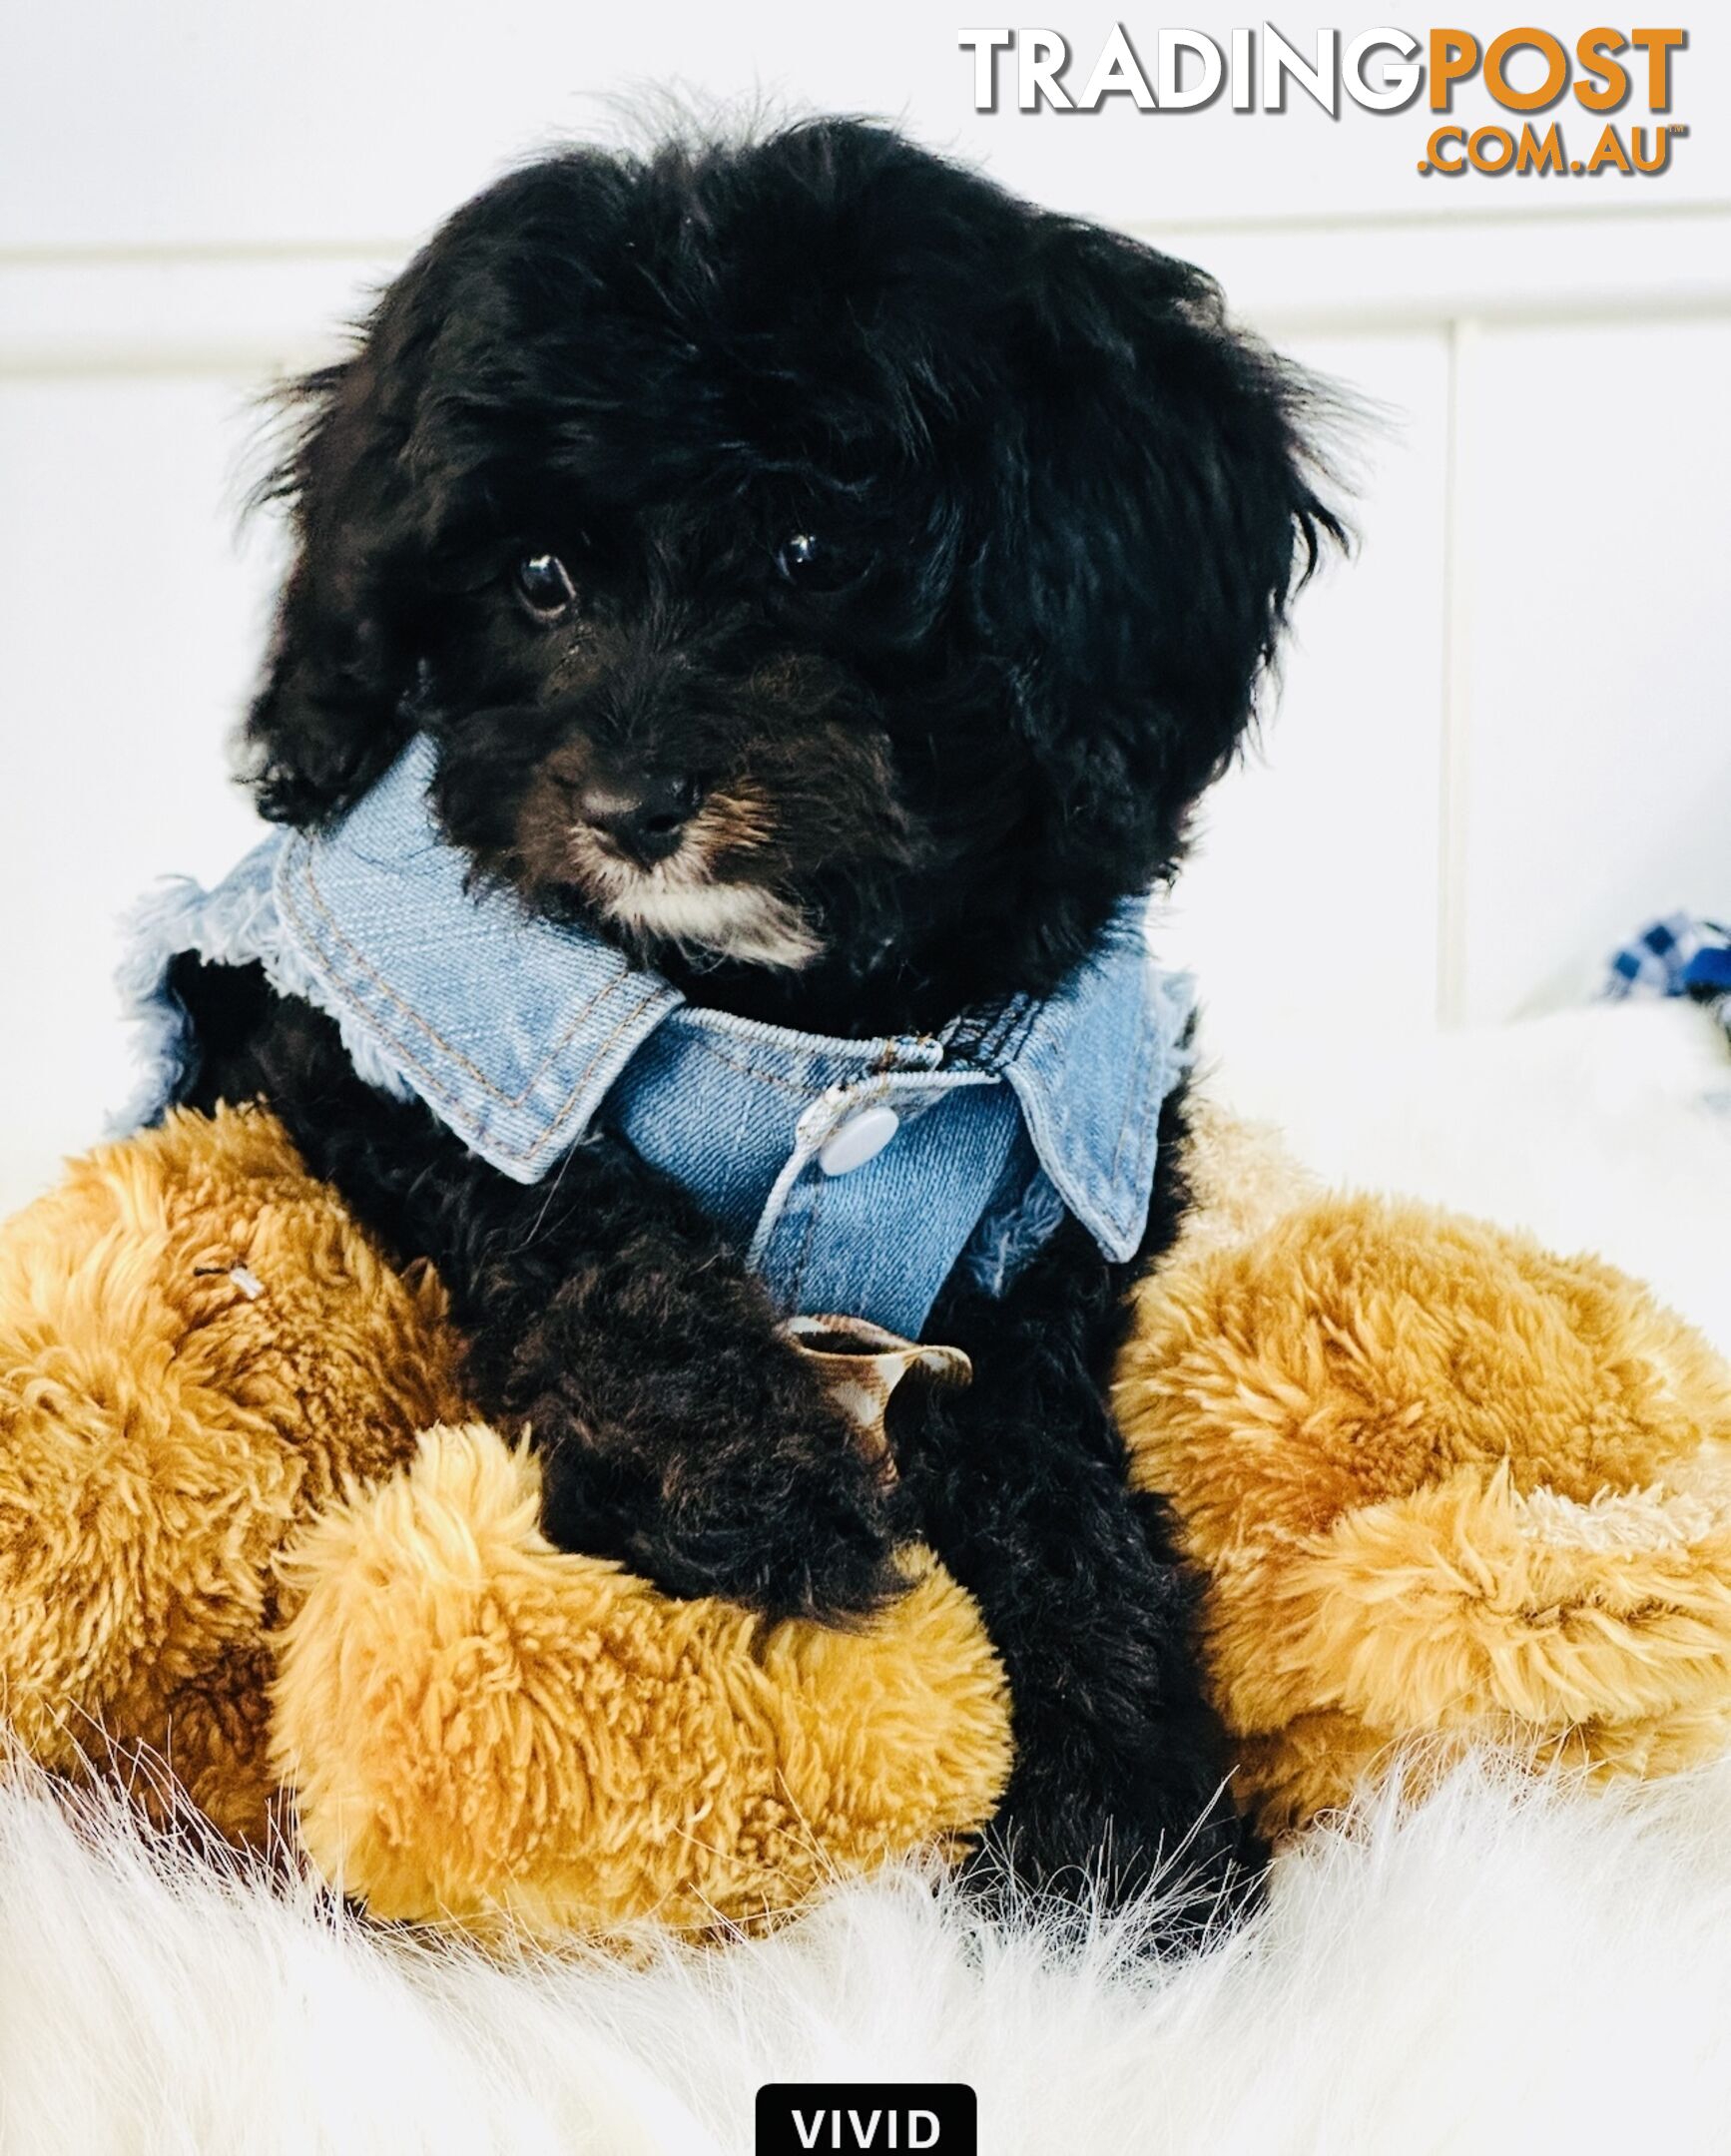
left=122, top=736, right=1194, bottom=1338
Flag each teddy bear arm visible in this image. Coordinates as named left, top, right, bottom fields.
left=270, top=1421, right=1012, bottom=1941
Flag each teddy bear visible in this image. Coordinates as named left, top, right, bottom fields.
left=2, top=1097, right=1729, bottom=1943
left=1117, top=1107, right=1731, bottom=1832
left=0, top=1104, right=1010, bottom=1936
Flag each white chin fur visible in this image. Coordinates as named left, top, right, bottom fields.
left=603, top=875, right=822, bottom=970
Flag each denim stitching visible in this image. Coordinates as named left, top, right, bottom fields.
left=289, top=841, right=641, bottom=1109
left=282, top=849, right=662, bottom=1168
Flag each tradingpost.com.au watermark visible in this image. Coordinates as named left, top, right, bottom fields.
left=958, top=26, right=1690, bottom=176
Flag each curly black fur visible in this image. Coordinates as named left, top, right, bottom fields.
left=173, top=116, right=1342, bottom=1929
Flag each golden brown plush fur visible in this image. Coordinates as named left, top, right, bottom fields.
left=1116, top=1180, right=1731, bottom=1834
left=274, top=1433, right=1009, bottom=1937
left=0, top=1106, right=1010, bottom=1932
left=5, top=1100, right=1731, bottom=1938
left=0, top=1106, right=468, bottom=1841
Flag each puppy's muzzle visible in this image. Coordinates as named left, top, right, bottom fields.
left=566, top=771, right=706, bottom=868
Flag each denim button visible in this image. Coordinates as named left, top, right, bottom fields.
left=819, top=1103, right=900, bottom=1176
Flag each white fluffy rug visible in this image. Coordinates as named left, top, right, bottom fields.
left=8, top=1757, right=1731, bottom=2152
left=2, top=998, right=1728, bottom=2154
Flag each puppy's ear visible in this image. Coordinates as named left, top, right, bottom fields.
left=993, top=218, right=1346, bottom=863
left=245, top=265, right=447, bottom=826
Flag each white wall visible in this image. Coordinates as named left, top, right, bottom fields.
left=2, top=3, right=1728, bottom=1209
left=1155, top=210, right=1731, bottom=1073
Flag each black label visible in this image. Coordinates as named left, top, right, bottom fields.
left=756, top=2084, right=977, bottom=2154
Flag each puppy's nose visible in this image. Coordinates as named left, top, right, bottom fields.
left=574, top=773, right=703, bottom=866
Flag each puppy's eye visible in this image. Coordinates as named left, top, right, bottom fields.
left=776, top=532, right=822, bottom=580
left=513, top=553, right=576, bottom=621
left=774, top=531, right=862, bottom=592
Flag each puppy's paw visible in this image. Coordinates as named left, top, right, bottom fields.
left=664, top=1460, right=907, bottom=1626
left=962, top=1770, right=1266, bottom=1948
left=539, top=1416, right=905, bottom=1625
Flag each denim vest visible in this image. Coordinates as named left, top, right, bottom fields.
left=121, top=738, right=1193, bottom=1339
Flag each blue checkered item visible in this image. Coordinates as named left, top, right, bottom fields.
left=1604, top=914, right=1731, bottom=1003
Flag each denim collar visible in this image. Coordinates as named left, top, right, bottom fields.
left=124, top=736, right=1193, bottom=1323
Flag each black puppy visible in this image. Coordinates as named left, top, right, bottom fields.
left=167, top=118, right=1338, bottom=1922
